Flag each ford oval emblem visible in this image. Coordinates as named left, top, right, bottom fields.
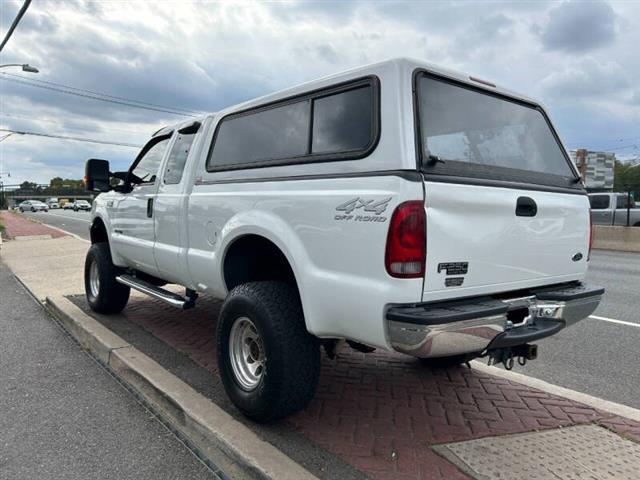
left=572, top=252, right=583, bottom=262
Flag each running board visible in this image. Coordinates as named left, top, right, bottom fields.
left=116, top=275, right=197, bottom=310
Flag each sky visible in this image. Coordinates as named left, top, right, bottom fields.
left=0, top=0, right=639, bottom=185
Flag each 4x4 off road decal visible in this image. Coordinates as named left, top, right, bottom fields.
left=335, top=197, right=391, bottom=223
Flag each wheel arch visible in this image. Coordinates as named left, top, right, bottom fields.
left=217, top=213, right=316, bottom=333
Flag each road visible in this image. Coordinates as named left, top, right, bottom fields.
left=22, top=210, right=640, bottom=408
left=0, top=260, right=219, bottom=480
left=24, top=208, right=91, bottom=239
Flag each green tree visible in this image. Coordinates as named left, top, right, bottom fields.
left=49, top=177, right=64, bottom=190
left=613, top=161, right=640, bottom=199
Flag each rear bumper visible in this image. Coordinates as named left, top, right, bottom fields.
left=386, top=282, right=604, bottom=358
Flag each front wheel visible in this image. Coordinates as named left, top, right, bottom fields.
left=84, top=242, right=130, bottom=314
left=31, top=207, right=36, bottom=212
left=217, top=281, right=320, bottom=422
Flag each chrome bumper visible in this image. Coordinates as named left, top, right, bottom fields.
left=386, top=283, right=603, bottom=359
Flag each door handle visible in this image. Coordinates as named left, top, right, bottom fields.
left=516, top=196, right=537, bottom=217
left=147, top=198, right=153, bottom=218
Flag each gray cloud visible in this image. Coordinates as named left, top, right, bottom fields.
left=536, top=1, right=617, bottom=53
left=1, top=0, right=639, bottom=185
left=538, top=57, right=629, bottom=99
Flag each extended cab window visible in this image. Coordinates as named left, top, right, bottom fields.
left=164, top=133, right=196, bottom=184
left=207, top=78, right=376, bottom=171
left=416, top=74, right=577, bottom=186
left=616, top=195, right=634, bottom=209
left=590, top=195, right=610, bottom=209
left=131, top=137, right=171, bottom=184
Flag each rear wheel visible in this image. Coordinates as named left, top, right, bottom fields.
left=217, top=281, right=320, bottom=422
left=84, top=242, right=130, bottom=314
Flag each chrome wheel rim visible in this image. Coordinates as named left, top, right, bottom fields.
left=228, top=317, right=265, bottom=391
left=89, top=260, right=100, bottom=299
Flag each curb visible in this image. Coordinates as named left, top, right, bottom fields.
left=471, top=360, right=640, bottom=423
left=46, top=295, right=318, bottom=480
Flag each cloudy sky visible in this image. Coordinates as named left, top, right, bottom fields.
left=0, top=0, right=639, bottom=185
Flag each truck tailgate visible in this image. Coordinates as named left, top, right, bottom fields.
left=422, top=181, right=590, bottom=301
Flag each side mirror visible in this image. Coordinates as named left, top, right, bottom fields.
left=85, top=159, right=111, bottom=192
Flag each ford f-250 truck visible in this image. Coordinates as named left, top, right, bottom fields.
left=84, top=58, right=603, bottom=421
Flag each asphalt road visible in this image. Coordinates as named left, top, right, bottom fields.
left=0, top=261, right=219, bottom=480
left=21, top=210, right=640, bottom=408
left=24, top=208, right=92, bottom=239
left=501, top=249, right=640, bottom=409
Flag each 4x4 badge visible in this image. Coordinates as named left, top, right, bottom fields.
left=336, top=197, right=392, bottom=215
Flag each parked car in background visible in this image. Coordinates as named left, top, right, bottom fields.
left=47, top=197, right=60, bottom=209
left=18, top=200, right=49, bottom=213
left=73, top=200, right=91, bottom=211
left=589, top=193, right=640, bottom=226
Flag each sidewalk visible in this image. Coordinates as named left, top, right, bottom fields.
left=2, top=223, right=640, bottom=480
left=0, top=210, right=67, bottom=240
left=0, top=259, right=217, bottom=480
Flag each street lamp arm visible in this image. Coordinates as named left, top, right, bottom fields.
left=0, top=63, right=38, bottom=73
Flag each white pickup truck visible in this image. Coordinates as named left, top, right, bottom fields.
left=84, top=58, right=603, bottom=421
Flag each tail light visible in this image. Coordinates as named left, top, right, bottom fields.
left=385, top=201, right=426, bottom=278
left=588, top=210, right=593, bottom=261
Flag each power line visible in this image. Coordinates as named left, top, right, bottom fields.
left=0, top=0, right=31, bottom=53
left=0, top=75, right=199, bottom=117
left=0, top=71, right=205, bottom=115
left=0, top=111, right=152, bottom=135
left=0, top=128, right=141, bottom=148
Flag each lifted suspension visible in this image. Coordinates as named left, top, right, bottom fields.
left=486, top=344, right=538, bottom=370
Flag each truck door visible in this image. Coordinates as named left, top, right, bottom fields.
left=110, top=133, right=172, bottom=275
left=153, top=122, right=201, bottom=285
left=589, top=194, right=612, bottom=225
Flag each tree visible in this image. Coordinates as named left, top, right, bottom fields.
left=18, top=181, right=40, bottom=192
left=49, top=177, right=64, bottom=189
left=613, top=161, right=640, bottom=200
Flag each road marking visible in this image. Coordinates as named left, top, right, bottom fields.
left=588, top=314, right=640, bottom=328
left=43, top=212, right=91, bottom=223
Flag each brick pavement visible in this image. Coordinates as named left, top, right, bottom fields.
left=112, top=294, right=640, bottom=480
left=0, top=211, right=66, bottom=240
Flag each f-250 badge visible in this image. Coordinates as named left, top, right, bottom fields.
left=335, top=197, right=391, bottom=223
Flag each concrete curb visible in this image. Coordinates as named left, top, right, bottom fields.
left=471, top=360, right=640, bottom=423
left=46, top=295, right=318, bottom=480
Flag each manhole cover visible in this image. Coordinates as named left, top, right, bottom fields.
left=436, top=425, right=640, bottom=480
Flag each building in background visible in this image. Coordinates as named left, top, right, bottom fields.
left=569, top=149, right=615, bottom=191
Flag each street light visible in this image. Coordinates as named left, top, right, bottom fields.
left=0, top=63, right=38, bottom=73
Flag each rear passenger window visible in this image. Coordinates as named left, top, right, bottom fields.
left=207, top=78, right=377, bottom=171
left=589, top=195, right=610, bottom=209
left=312, top=86, right=373, bottom=154
left=164, top=133, right=196, bottom=184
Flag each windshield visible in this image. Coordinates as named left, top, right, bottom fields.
left=417, top=75, right=574, bottom=178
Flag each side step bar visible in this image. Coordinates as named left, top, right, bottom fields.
left=116, top=274, right=197, bottom=310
